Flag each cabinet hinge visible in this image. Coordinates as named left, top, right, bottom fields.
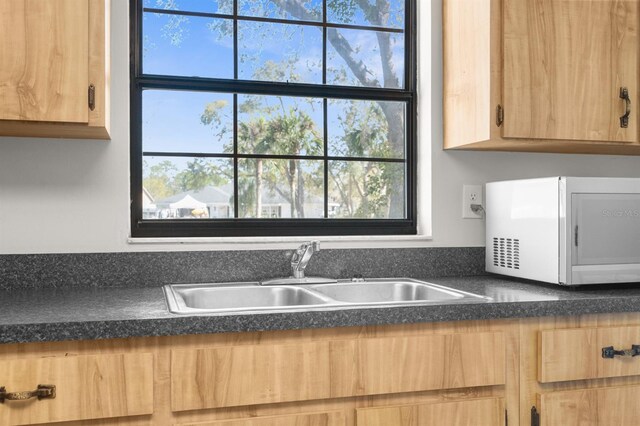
left=496, top=104, right=504, bottom=127
left=531, top=406, right=540, bottom=426
left=88, top=84, right=96, bottom=111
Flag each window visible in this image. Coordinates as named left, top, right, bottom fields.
left=130, top=0, right=417, bottom=237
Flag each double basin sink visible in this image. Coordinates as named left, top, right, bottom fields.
left=164, top=278, right=491, bottom=314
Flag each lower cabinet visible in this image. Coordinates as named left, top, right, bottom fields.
left=178, top=411, right=346, bottom=426
left=0, top=322, right=513, bottom=426
left=538, top=385, right=640, bottom=426
left=8, top=314, right=640, bottom=425
left=356, top=398, right=505, bottom=426
left=539, top=325, right=640, bottom=382
left=171, top=331, right=505, bottom=411
left=522, top=315, right=640, bottom=426
left=0, top=353, right=154, bottom=425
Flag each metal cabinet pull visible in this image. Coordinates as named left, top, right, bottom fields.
left=620, top=87, right=631, bottom=128
left=88, top=84, right=96, bottom=111
left=0, top=384, right=56, bottom=403
left=602, top=345, right=640, bottom=359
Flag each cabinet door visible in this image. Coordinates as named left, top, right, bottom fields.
left=170, top=332, right=505, bottom=411
left=0, top=353, right=154, bottom=425
left=0, top=0, right=89, bottom=124
left=539, top=326, right=640, bottom=383
left=356, top=398, right=505, bottom=426
left=539, top=385, right=640, bottom=425
left=178, top=411, right=346, bottom=426
left=503, top=0, right=638, bottom=142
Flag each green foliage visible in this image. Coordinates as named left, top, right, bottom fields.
left=262, top=110, right=323, bottom=156
left=327, top=0, right=357, bottom=21
left=143, top=160, right=177, bottom=200
left=236, top=108, right=324, bottom=218
left=161, top=15, right=189, bottom=46
left=200, top=99, right=233, bottom=146
left=143, top=158, right=230, bottom=200
left=174, top=158, right=229, bottom=192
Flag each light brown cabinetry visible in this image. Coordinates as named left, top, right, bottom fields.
left=178, top=411, right=347, bottom=426
left=171, top=332, right=505, bottom=411
left=539, top=325, right=640, bottom=382
left=521, top=315, right=640, bottom=426
left=356, top=398, right=505, bottom=426
left=444, top=0, right=640, bottom=154
left=538, top=385, right=640, bottom=426
left=503, top=0, right=639, bottom=143
left=0, top=0, right=110, bottom=139
left=7, top=313, right=640, bottom=426
left=0, top=353, right=153, bottom=425
left=0, top=321, right=516, bottom=426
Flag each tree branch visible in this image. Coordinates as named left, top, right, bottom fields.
left=354, top=0, right=400, bottom=89
left=270, top=0, right=380, bottom=87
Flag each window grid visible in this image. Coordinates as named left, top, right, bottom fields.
left=142, top=7, right=405, bottom=34
left=131, top=0, right=417, bottom=237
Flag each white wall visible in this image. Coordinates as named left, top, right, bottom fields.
left=1, top=1, right=639, bottom=254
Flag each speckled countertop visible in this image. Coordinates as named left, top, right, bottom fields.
left=3, top=275, right=640, bottom=344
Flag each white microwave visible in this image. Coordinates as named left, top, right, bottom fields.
left=486, top=177, right=640, bottom=285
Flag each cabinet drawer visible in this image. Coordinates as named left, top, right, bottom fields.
left=539, top=385, right=640, bottom=425
left=0, top=353, right=154, bottom=425
left=356, top=398, right=505, bottom=426
left=171, top=332, right=505, bottom=411
left=178, top=411, right=346, bottom=426
left=539, top=326, right=640, bottom=383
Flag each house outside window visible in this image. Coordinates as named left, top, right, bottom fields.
left=130, top=0, right=417, bottom=237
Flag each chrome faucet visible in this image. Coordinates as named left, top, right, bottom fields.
left=291, top=241, right=320, bottom=279
left=260, top=241, right=337, bottom=285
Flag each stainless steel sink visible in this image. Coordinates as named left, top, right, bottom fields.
left=164, top=278, right=491, bottom=315
left=164, top=283, right=333, bottom=314
left=308, top=280, right=467, bottom=304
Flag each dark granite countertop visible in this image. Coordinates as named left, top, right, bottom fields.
left=3, top=275, right=640, bottom=344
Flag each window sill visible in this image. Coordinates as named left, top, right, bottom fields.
left=127, top=234, right=433, bottom=250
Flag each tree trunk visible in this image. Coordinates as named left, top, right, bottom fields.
left=288, top=160, right=297, bottom=218
left=296, top=165, right=306, bottom=217
left=380, top=103, right=406, bottom=219
left=255, top=159, right=263, bottom=218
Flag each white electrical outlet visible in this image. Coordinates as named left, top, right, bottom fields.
left=462, top=184, right=484, bottom=219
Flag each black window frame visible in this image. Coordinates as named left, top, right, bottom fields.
left=130, top=0, right=418, bottom=238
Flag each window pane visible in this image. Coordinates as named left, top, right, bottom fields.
left=238, top=95, right=324, bottom=156
left=328, top=161, right=405, bottom=219
left=238, top=21, right=323, bottom=84
left=143, top=90, right=234, bottom=154
left=238, top=159, right=324, bottom=219
left=327, top=28, right=404, bottom=88
left=327, top=0, right=405, bottom=29
left=239, top=0, right=322, bottom=21
left=143, top=0, right=233, bottom=14
left=328, top=99, right=405, bottom=159
left=143, top=156, right=234, bottom=219
left=143, top=13, right=233, bottom=78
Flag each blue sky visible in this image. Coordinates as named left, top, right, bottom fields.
left=143, top=0, right=233, bottom=14
left=143, top=13, right=234, bottom=78
left=143, top=90, right=234, bottom=153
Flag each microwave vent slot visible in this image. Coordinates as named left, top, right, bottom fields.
left=493, top=237, right=520, bottom=270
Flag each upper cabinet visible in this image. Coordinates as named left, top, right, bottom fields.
left=444, top=0, right=640, bottom=154
left=503, top=0, right=638, bottom=142
left=0, top=0, right=110, bottom=140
